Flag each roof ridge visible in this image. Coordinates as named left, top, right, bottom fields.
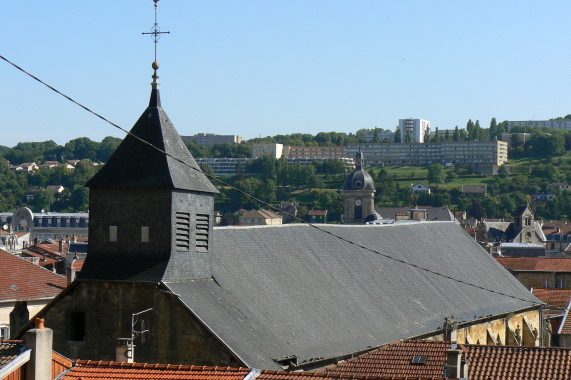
left=73, top=359, right=252, bottom=371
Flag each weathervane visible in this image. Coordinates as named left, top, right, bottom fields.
left=142, top=0, right=170, bottom=78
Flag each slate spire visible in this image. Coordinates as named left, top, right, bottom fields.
left=86, top=64, right=218, bottom=194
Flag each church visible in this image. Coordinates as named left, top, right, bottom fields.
left=18, top=46, right=545, bottom=371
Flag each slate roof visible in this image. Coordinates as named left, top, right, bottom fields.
left=0, top=249, right=67, bottom=301
left=496, top=257, right=571, bottom=272
left=86, top=86, right=217, bottom=194
left=375, top=207, right=454, bottom=221
left=165, top=222, right=540, bottom=370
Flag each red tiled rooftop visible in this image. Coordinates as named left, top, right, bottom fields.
left=61, top=361, right=252, bottom=380
left=321, top=340, right=452, bottom=378
left=532, top=288, right=571, bottom=309
left=465, top=344, right=571, bottom=380
left=496, top=257, right=571, bottom=272
left=0, top=249, right=67, bottom=301
left=59, top=360, right=457, bottom=380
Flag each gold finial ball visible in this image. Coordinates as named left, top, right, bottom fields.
left=152, top=61, right=160, bottom=70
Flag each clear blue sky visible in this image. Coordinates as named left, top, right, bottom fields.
left=4, top=1, right=571, bottom=147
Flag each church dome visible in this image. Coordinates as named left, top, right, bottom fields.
left=344, top=152, right=375, bottom=191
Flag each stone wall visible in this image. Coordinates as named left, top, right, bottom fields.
left=40, top=281, right=240, bottom=366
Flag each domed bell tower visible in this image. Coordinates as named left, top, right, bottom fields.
left=343, top=152, right=375, bottom=223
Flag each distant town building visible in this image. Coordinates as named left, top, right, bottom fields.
left=342, top=152, right=375, bottom=223
left=308, top=209, right=328, bottom=223
left=508, top=119, right=571, bottom=131
left=548, top=182, right=571, bottom=192
left=347, top=140, right=508, bottom=168
left=181, top=133, right=243, bottom=145
left=364, top=132, right=395, bottom=142
left=399, top=118, right=431, bottom=143
left=4, top=207, right=89, bottom=243
left=501, top=132, right=531, bottom=147
left=195, top=157, right=250, bottom=176
left=462, top=185, right=488, bottom=197
left=252, top=143, right=284, bottom=159
left=286, top=146, right=347, bottom=159
left=411, top=183, right=430, bottom=195
left=239, top=209, right=282, bottom=225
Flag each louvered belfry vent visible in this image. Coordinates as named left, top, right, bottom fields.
left=195, top=214, right=209, bottom=252
left=175, top=212, right=191, bottom=251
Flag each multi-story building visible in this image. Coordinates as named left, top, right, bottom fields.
left=2, top=207, right=89, bottom=244
left=181, top=133, right=243, bottom=145
left=286, top=146, right=347, bottom=159
left=508, top=119, right=571, bottom=131
left=195, top=157, right=250, bottom=176
left=347, top=140, right=508, bottom=167
left=252, top=143, right=284, bottom=159
left=399, top=119, right=431, bottom=143
left=501, top=132, right=531, bottom=147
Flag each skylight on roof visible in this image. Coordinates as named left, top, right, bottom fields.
left=411, top=355, right=427, bottom=364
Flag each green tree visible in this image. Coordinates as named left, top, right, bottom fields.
left=427, top=164, right=445, bottom=184
left=394, top=128, right=402, bottom=143
left=29, top=189, right=55, bottom=211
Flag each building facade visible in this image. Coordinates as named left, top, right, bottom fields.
left=286, top=146, right=347, bottom=159
left=508, top=119, right=571, bottom=131
left=399, top=119, right=430, bottom=143
left=347, top=140, right=508, bottom=167
left=181, top=133, right=243, bottom=145
left=252, top=144, right=284, bottom=159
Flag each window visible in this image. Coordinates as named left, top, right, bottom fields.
left=196, top=214, right=209, bottom=252
left=0, top=325, right=9, bottom=341
left=141, top=226, right=149, bottom=243
left=109, top=226, right=118, bottom=242
left=411, top=355, right=427, bottom=364
left=557, top=279, right=566, bottom=289
left=542, top=278, right=551, bottom=288
left=68, top=312, right=85, bottom=341
left=175, top=212, right=190, bottom=251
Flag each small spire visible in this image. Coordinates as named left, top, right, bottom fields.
left=143, top=0, right=169, bottom=106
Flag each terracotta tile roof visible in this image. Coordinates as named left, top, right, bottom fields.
left=559, top=314, right=571, bottom=335
left=258, top=369, right=450, bottom=380
left=0, top=342, right=23, bottom=368
left=59, top=361, right=456, bottom=380
left=308, top=210, right=327, bottom=216
left=496, top=257, right=571, bottom=272
left=72, top=258, right=85, bottom=271
left=0, top=249, right=67, bottom=301
left=60, top=361, right=253, bottom=380
left=532, top=288, right=571, bottom=309
left=465, top=344, right=571, bottom=379
left=321, top=340, right=451, bottom=378
left=322, top=339, right=571, bottom=380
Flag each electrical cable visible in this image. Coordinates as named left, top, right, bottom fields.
left=1, top=53, right=546, bottom=308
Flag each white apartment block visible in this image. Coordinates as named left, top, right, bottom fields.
left=399, top=119, right=431, bottom=143
left=286, top=146, right=347, bottom=159
left=196, top=157, right=250, bottom=176
left=347, top=140, right=508, bottom=167
left=252, top=143, right=284, bottom=159
left=507, top=120, right=571, bottom=131
left=181, top=133, right=243, bottom=145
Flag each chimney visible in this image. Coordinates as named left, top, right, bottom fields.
left=9, top=301, right=29, bottom=339
left=24, top=318, right=53, bottom=380
left=58, top=240, right=63, bottom=253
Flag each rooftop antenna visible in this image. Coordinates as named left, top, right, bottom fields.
left=142, top=0, right=170, bottom=83
left=116, top=308, right=153, bottom=363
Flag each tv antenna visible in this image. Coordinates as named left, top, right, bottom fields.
left=117, top=308, right=153, bottom=363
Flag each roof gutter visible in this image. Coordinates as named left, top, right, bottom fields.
left=0, top=349, right=30, bottom=379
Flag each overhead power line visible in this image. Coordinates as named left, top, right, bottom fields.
left=0, top=53, right=545, bottom=309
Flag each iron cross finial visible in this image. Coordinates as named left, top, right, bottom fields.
left=142, top=0, right=170, bottom=68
